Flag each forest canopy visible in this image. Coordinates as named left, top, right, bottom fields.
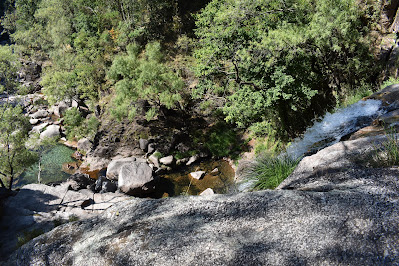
left=1, top=0, right=383, bottom=140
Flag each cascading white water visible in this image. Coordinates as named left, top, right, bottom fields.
left=285, top=99, right=385, bottom=160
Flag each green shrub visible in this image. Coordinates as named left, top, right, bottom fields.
left=372, top=127, right=399, bottom=167
left=382, top=77, right=399, bottom=89
left=16, top=228, right=44, bottom=248
left=245, top=154, right=299, bottom=190
left=63, top=108, right=99, bottom=140
left=205, top=123, right=241, bottom=158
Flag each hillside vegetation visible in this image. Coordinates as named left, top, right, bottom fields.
left=0, top=0, right=396, bottom=188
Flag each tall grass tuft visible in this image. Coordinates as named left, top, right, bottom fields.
left=244, top=154, right=299, bottom=190
left=373, top=127, right=399, bottom=166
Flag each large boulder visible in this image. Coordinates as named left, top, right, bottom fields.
left=106, top=157, right=147, bottom=180
left=7, top=172, right=399, bottom=265
left=77, top=138, right=92, bottom=153
left=53, top=101, right=70, bottom=117
left=40, top=125, right=60, bottom=139
left=30, top=109, right=49, bottom=119
left=0, top=183, right=130, bottom=261
left=277, top=135, right=390, bottom=191
left=118, top=162, right=157, bottom=196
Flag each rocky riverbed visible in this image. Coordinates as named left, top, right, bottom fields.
left=2, top=84, right=399, bottom=264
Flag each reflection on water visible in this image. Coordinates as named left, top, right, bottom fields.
left=15, top=144, right=75, bottom=188
left=150, top=159, right=236, bottom=198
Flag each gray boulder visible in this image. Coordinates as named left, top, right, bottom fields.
left=30, top=109, right=49, bottom=119
left=77, top=138, right=92, bottom=153
left=7, top=173, right=399, bottom=265
left=31, top=122, right=48, bottom=133
left=139, top=139, right=149, bottom=151
left=40, top=125, right=60, bottom=139
left=148, top=153, right=160, bottom=168
left=54, top=101, right=69, bottom=117
left=106, top=157, right=146, bottom=180
left=118, top=162, right=157, bottom=196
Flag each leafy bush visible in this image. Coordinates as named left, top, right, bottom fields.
left=205, top=123, right=242, bottom=158
left=63, top=108, right=99, bottom=140
left=107, top=42, right=185, bottom=121
left=244, top=154, right=299, bottom=190
left=16, top=228, right=44, bottom=248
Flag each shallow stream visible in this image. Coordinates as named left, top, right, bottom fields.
left=15, top=144, right=76, bottom=188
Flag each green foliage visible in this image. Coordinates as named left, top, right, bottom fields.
left=16, top=228, right=44, bottom=248
left=0, top=105, right=37, bottom=190
left=63, top=108, right=99, bottom=140
left=372, top=127, right=399, bottom=167
left=204, top=123, right=241, bottom=158
left=194, top=0, right=380, bottom=136
left=0, top=45, right=21, bottom=94
left=382, top=77, right=399, bottom=89
left=108, top=42, right=185, bottom=121
left=337, top=84, right=373, bottom=108
left=245, top=154, right=299, bottom=190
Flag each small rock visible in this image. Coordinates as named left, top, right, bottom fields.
left=148, top=154, right=160, bottom=168
left=72, top=99, right=79, bottom=108
left=190, top=171, right=206, bottom=180
left=147, top=143, right=156, bottom=154
left=160, top=155, right=174, bottom=165
left=186, top=155, right=199, bottom=166
left=29, top=118, right=39, bottom=125
left=211, top=168, right=219, bottom=175
left=54, top=101, right=69, bottom=117
left=139, top=139, right=149, bottom=151
left=199, top=188, right=215, bottom=196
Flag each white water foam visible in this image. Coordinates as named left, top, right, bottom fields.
left=285, top=99, right=384, bottom=160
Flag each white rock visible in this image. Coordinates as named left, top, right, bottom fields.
left=30, top=109, right=49, bottom=119
left=40, top=125, right=60, bottom=139
left=160, top=155, right=174, bottom=165
left=199, top=188, right=215, bottom=196
left=190, top=171, right=206, bottom=180
left=186, top=155, right=199, bottom=166
left=106, top=157, right=137, bottom=180
left=29, top=118, right=39, bottom=125
left=148, top=154, right=160, bottom=168
left=211, top=168, right=219, bottom=175
left=32, top=122, right=48, bottom=133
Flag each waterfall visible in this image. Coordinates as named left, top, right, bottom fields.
left=285, top=99, right=385, bottom=160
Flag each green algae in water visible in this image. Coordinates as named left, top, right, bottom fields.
left=15, top=145, right=75, bottom=188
